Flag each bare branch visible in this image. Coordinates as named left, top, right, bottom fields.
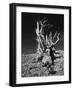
left=49, top=32, right=52, bottom=41
left=52, top=33, right=60, bottom=45
left=39, top=20, right=53, bottom=34
left=46, top=32, right=60, bottom=47
left=53, top=31, right=57, bottom=41
left=36, top=21, right=45, bottom=53
left=42, top=19, right=48, bottom=24
left=40, top=18, right=48, bottom=24
left=35, top=21, right=40, bottom=36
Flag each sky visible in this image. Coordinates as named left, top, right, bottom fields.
left=22, top=12, right=64, bottom=55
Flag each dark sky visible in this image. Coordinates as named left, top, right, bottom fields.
left=22, top=12, right=64, bottom=55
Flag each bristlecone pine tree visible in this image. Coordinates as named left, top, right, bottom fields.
left=35, top=20, right=60, bottom=65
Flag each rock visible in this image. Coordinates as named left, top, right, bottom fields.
left=42, top=55, right=52, bottom=64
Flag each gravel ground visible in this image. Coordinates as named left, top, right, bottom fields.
left=21, top=51, right=64, bottom=77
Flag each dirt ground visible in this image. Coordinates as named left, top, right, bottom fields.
left=21, top=50, right=64, bottom=77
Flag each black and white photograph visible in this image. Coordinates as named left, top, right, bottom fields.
left=10, top=3, right=71, bottom=87
left=21, top=13, right=64, bottom=77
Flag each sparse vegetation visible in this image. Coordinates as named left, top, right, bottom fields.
left=21, top=52, right=64, bottom=77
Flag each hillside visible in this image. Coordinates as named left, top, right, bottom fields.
left=21, top=50, right=64, bottom=77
